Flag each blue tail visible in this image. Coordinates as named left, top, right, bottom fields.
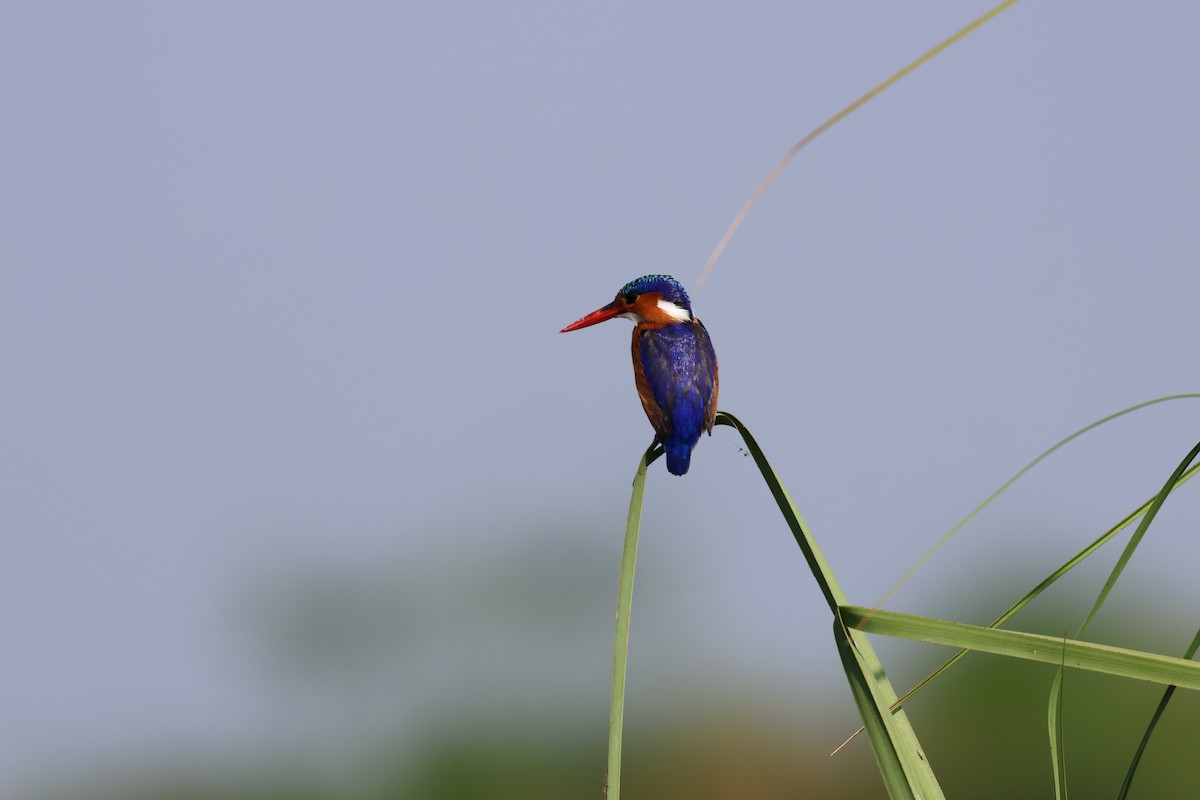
left=664, top=438, right=695, bottom=476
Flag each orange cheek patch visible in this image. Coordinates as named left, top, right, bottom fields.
left=631, top=292, right=669, bottom=324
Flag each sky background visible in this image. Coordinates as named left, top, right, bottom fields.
left=4, top=1, right=1200, bottom=795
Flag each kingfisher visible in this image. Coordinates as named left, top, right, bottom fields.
left=560, top=275, right=718, bottom=476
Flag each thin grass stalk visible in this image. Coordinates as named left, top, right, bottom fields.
left=714, top=413, right=843, bottom=609
left=834, top=399, right=1200, bottom=757
left=694, top=0, right=1025, bottom=292
left=834, top=459, right=1200, bottom=755
left=1075, top=440, right=1200, bottom=637
left=1116, top=627, right=1200, bottom=800
left=606, top=444, right=657, bottom=800
left=876, top=394, right=1200, bottom=611
left=1052, top=439, right=1200, bottom=797
left=1049, top=651, right=1069, bottom=800
left=715, top=412, right=943, bottom=798
left=882, top=459, right=1200, bottom=713
left=833, top=396, right=1200, bottom=757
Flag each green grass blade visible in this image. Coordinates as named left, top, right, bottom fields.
left=715, top=412, right=942, bottom=798
left=1063, top=439, right=1200, bottom=799
left=881, top=458, right=1200, bottom=714
left=844, top=607, right=1200, bottom=690
left=606, top=444, right=656, bottom=800
left=1117, top=627, right=1200, bottom=800
left=1076, top=440, right=1200, bottom=637
left=714, top=412, right=845, bottom=610
left=615, top=417, right=941, bottom=796
left=833, top=619, right=917, bottom=800
left=1048, top=657, right=1068, bottom=800
left=842, top=449, right=1200, bottom=756
left=875, top=394, right=1200, bottom=610
left=842, top=619, right=945, bottom=799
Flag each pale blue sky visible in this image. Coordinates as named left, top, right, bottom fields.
left=4, top=1, right=1200, bottom=790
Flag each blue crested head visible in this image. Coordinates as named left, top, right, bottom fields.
left=618, top=275, right=692, bottom=314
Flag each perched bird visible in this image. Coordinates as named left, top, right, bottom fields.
left=561, top=275, right=718, bottom=475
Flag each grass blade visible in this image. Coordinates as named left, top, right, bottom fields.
left=875, top=394, right=1200, bottom=611
left=1075, top=440, right=1200, bottom=637
left=606, top=444, right=657, bottom=800
left=1116, top=627, right=1200, bottom=799
left=716, top=412, right=942, bottom=798
left=879, top=457, right=1200, bottom=715
left=1048, top=652, right=1068, bottom=800
left=843, top=607, right=1200, bottom=690
left=714, top=412, right=844, bottom=610
left=1056, top=439, right=1200, bottom=798
left=833, top=619, right=916, bottom=800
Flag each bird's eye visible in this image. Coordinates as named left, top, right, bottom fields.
left=621, top=292, right=637, bottom=304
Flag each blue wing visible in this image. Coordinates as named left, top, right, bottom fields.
left=636, top=320, right=718, bottom=475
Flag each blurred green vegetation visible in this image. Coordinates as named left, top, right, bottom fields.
left=24, top=662, right=1200, bottom=800
left=21, top=548, right=1200, bottom=800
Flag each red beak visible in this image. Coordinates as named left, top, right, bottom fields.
left=560, top=301, right=622, bottom=333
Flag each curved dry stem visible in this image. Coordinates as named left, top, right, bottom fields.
left=694, top=0, right=1024, bottom=292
